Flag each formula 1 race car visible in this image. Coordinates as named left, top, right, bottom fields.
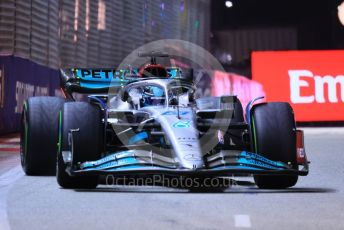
left=20, top=52, right=309, bottom=189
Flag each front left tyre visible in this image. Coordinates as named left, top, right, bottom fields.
left=57, top=102, right=103, bottom=189
left=20, top=96, right=65, bottom=175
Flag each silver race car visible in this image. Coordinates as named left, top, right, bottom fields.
left=20, top=52, right=309, bottom=189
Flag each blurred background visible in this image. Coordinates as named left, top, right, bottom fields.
left=1, top=0, right=344, bottom=134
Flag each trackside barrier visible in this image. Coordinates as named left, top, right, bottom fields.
left=0, top=55, right=61, bottom=135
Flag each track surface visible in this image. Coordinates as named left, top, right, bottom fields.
left=0, top=128, right=343, bottom=230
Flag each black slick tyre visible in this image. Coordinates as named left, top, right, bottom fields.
left=57, top=102, right=103, bottom=189
left=20, top=96, right=64, bottom=175
left=251, top=102, right=298, bottom=189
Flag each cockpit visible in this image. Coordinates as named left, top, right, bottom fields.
left=125, top=80, right=195, bottom=109
left=128, top=84, right=166, bottom=108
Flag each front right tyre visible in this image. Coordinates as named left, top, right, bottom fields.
left=251, top=102, right=298, bottom=189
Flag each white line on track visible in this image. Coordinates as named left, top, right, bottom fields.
left=234, top=215, right=251, bottom=228
left=0, top=166, right=24, bottom=230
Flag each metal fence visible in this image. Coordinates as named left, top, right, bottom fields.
left=0, top=0, right=210, bottom=69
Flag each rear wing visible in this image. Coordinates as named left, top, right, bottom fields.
left=60, top=69, right=129, bottom=96
left=60, top=67, right=194, bottom=97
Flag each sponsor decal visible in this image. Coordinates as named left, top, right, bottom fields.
left=73, top=68, right=183, bottom=81
left=73, top=69, right=126, bottom=81
left=15, top=82, right=34, bottom=114
left=172, top=120, right=191, bottom=128
left=14, top=81, right=49, bottom=114
left=252, top=50, right=344, bottom=121
left=289, top=70, right=344, bottom=104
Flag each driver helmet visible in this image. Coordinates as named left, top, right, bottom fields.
left=139, top=64, right=168, bottom=78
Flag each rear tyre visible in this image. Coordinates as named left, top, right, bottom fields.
left=251, top=102, right=298, bottom=189
left=20, top=97, right=64, bottom=175
left=57, top=102, right=103, bottom=189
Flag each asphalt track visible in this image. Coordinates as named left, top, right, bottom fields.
left=0, top=128, right=343, bottom=230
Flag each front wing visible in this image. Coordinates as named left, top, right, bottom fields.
left=66, top=150, right=309, bottom=177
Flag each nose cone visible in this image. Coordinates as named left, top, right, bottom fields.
left=178, top=142, right=205, bottom=169
left=157, top=108, right=205, bottom=170
left=165, top=121, right=205, bottom=170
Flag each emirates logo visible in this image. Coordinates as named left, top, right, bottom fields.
left=289, top=70, right=344, bottom=104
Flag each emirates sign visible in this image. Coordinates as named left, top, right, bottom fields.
left=252, top=50, right=344, bottom=122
